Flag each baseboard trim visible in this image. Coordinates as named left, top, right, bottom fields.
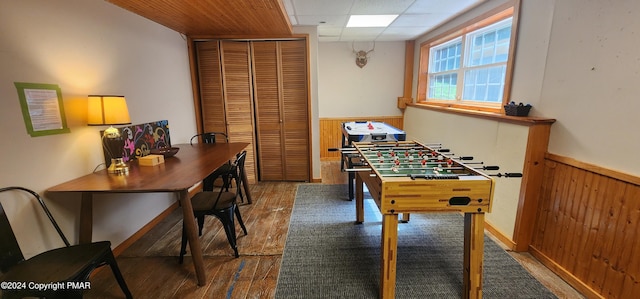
left=484, top=220, right=516, bottom=250
left=529, top=246, right=603, bottom=299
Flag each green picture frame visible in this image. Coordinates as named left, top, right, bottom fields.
left=14, top=82, right=70, bottom=137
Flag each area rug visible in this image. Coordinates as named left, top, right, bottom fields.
left=275, top=184, right=556, bottom=298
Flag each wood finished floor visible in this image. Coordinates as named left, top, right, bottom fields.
left=86, top=161, right=583, bottom=299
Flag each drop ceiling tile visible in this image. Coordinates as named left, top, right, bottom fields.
left=405, top=0, right=482, bottom=14
left=296, top=15, right=349, bottom=26
left=390, top=13, right=449, bottom=27
left=291, top=0, right=354, bottom=15
left=350, top=0, right=415, bottom=14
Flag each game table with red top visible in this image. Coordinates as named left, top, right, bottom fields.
left=351, top=140, right=495, bottom=299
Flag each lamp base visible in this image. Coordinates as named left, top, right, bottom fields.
left=108, top=158, right=129, bottom=175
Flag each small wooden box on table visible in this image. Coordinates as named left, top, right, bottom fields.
left=352, top=140, right=495, bottom=299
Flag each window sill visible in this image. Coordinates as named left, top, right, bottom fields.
left=407, top=103, right=556, bottom=126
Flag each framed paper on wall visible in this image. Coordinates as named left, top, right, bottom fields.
left=14, top=82, right=70, bottom=137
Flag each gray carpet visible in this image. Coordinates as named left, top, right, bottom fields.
left=275, top=184, right=557, bottom=298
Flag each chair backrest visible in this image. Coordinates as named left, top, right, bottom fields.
left=190, top=132, right=229, bottom=145
left=214, top=151, right=247, bottom=204
left=0, top=187, right=70, bottom=274
left=0, top=200, right=23, bottom=273
left=232, top=151, right=247, bottom=191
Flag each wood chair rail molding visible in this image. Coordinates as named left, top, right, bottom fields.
left=407, top=103, right=556, bottom=126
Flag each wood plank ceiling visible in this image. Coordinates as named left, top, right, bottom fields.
left=107, top=0, right=293, bottom=37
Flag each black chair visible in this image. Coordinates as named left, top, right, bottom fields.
left=179, top=151, right=248, bottom=262
left=190, top=132, right=233, bottom=192
left=0, top=186, right=132, bottom=299
left=190, top=132, right=248, bottom=203
left=189, top=131, right=228, bottom=145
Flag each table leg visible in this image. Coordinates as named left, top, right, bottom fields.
left=348, top=171, right=354, bottom=200
left=355, top=173, right=364, bottom=223
left=241, top=167, right=252, bottom=204
left=463, top=213, right=485, bottom=299
left=179, top=190, right=207, bottom=286
left=380, top=213, right=398, bottom=299
left=79, top=192, right=93, bottom=244
left=400, top=213, right=410, bottom=223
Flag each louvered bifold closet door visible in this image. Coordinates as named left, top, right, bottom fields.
left=252, top=41, right=284, bottom=180
left=252, top=40, right=309, bottom=181
left=220, top=40, right=257, bottom=183
left=279, top=40, right=309, bottom=181
left=196, top=41, right=227, bottom=137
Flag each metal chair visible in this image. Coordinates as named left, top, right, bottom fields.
left=189, top=132, right=248, bottom=203
left=179, top=151, right=248, bottom=261
left=189, top=131, right=228, bottom=145
left=0, top=186, right=132, bottom=299
left=190, top=132, right=233, bottom=192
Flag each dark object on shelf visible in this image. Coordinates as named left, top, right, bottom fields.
left=504, top=102, right=532, bottom=116
left=150, top=146, right=180, bottom=158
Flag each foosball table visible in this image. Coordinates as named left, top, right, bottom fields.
left=351, top=140, right=495, bottom=299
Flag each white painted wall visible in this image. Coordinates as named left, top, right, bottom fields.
left=538, top=0, right=640, bottom=176
left=292, top=26, right=322, bottom=181
left=0, top=0, right=196, bottom=257
left=406, top=0, right=640, bottom=239
left=403, top=109, right=528, bottom=238
left=318, top=42, right=405, bottom=117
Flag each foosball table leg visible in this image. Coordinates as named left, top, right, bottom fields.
left=380, top=213, right=399, bottom=299
left=355, top=173, right=364, bottom=224
left=400, top=213, right=410, bottom=223
left=463, top=213, right=485, bottom=299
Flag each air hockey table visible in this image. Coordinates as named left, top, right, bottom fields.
left=341, top=121, right=406, bottom=199
left=351, top=140, right=495, bottom=299
left=341, top=121, right=406, bottom=146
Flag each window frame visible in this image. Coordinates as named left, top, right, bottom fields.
left=416, top=1, right=520, bottom=113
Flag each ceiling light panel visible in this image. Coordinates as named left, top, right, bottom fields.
left=347, top=15, right=398, bottom=27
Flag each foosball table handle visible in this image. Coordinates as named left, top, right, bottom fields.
left=490, top=173, right=523, bottom=178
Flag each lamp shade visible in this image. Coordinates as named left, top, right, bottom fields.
left=87, top=95, right=131, bottom=125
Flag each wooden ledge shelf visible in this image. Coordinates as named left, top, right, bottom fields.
left=407, top=103, right=556, bottom=126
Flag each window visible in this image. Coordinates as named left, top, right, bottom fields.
left=417, top=5, right=518, bottom=112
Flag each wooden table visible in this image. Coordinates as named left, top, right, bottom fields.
left=47, top=142, right=249, bottom=286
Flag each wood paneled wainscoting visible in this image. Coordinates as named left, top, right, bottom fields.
left=530, top=153, right=640, bottom=299
left=320, top=116, right=404, bottom=161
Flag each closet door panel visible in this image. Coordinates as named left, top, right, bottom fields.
left=220, top=41, right=257, bottom=183
left=280, top=40, right=309, bottom=181
left=196, top=41, right=226, bottom=135
left=252, top=41, right=284, bottom=180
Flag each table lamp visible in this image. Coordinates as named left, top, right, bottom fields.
left=87, top=95, right=131, bottom=175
